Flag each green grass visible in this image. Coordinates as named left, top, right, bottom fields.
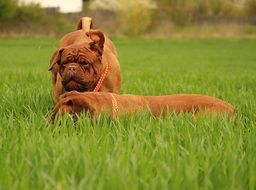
left=0, top=37, right=256, bottom=190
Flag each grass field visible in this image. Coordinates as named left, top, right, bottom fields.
left=0, top=37, right=256, bottom=189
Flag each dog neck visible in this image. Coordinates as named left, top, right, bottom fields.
left=93, top=62, right=109, bottom=92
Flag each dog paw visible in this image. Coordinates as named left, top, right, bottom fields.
left=51, top=93, right=96, bottom=122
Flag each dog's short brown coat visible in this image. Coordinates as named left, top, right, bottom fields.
left=51, top=91, right=235, bottom=120
left=49, top=18, right=121, bottom=103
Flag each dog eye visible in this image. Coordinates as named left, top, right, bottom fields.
left=67, top=57, right=73, bottom=62
left=82, top=61, right=89, bottom=66
left=58, top=61, right=64, bottom=65
left=59, top=61, right=66, bottom=65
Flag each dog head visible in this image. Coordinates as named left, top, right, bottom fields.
left=49, top=30, right=105, bottom=92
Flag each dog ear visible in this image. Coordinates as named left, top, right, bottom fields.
left=86, top=29, right=105, bottom=55
left=48, top=48, right=64, bottom=71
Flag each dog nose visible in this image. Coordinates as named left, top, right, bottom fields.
left=68, top=65, right=77, bottom=72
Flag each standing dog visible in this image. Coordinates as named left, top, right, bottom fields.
left=49, top=17, right=121, bottom=103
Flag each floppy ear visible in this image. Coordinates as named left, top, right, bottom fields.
left=48, top=48, right=64, bottom=71
left=86, top=29, right=105, bottom=55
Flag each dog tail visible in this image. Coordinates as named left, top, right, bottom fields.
left=77, top=17, right=93, bottom=32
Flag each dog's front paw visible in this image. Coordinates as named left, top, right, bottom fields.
left=51, top=93, right=95, bottom=122
left=51, top=96, right=74, bottom=122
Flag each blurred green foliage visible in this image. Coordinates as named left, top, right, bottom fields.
left=0, top=0, right=73, bottom=35
left=0, top=0, right=17, bottom=22
left=14, top=3, right=44, bottom=23
left=0, top=0, right=43, bottom=23
left=157, top=0, right=247, bottom=26
left=245, top=0, right=256, bottom=18
left=0, top=0, right=256, bottom=36
left=118, top=1, right=154, bottom=35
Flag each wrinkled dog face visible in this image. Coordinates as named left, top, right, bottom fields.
left=49, top=30, right=105, bottom=92
left=59, top=46, right=101, bottom=92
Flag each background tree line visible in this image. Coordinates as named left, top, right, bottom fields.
left=0, top=0, right=256, bottom=36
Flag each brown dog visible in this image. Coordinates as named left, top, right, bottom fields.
left=49, top=17, right=121, bottom=103
left=51, top=91, right=235, bottom=121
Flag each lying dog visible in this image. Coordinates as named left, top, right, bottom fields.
left=51, top=91, right=235, bottom=121
left=49, top=17, right=121, bottom=103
